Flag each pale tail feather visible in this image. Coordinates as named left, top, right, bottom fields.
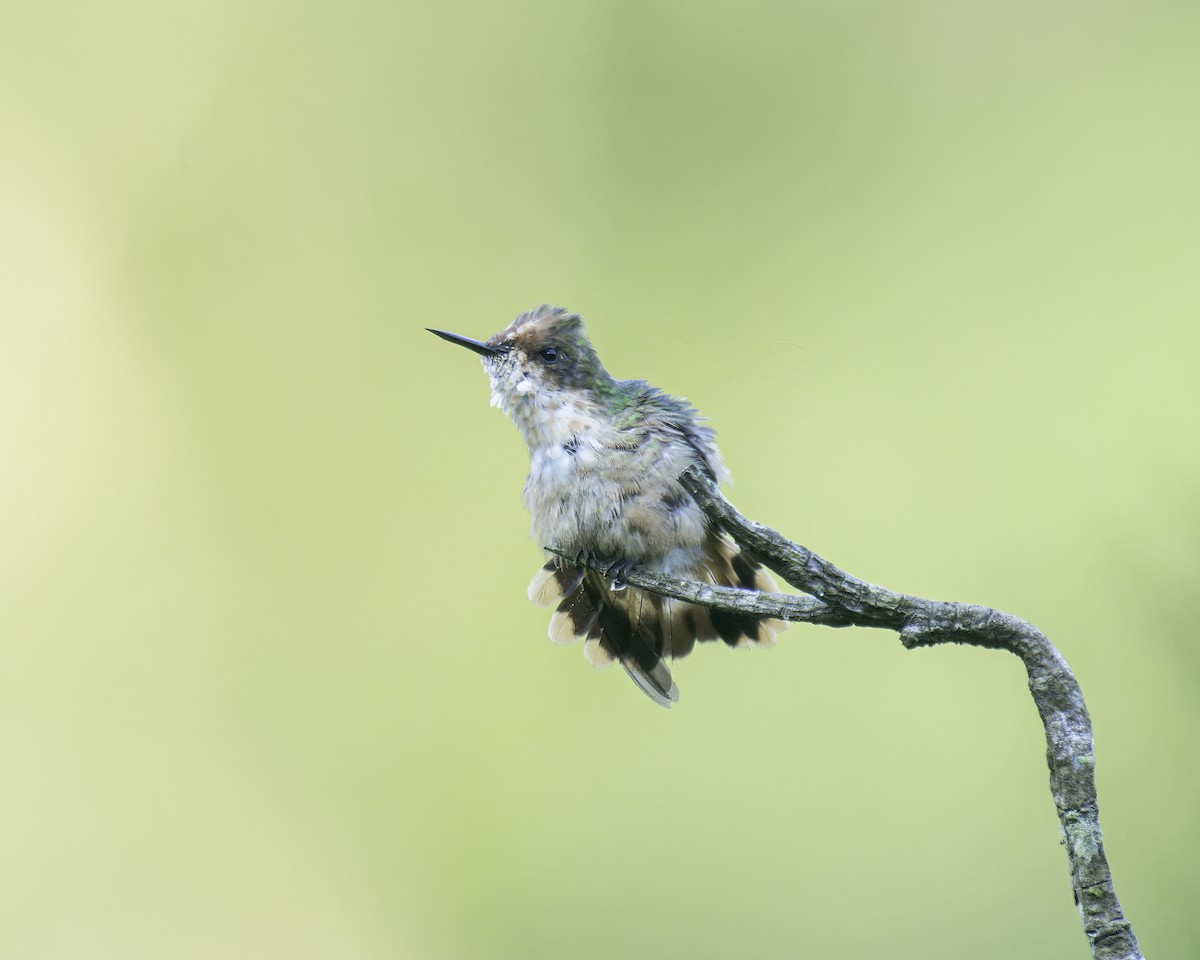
left=528, top=558, right=584, bottom=607
left=549, top=588, right=598, bottom=645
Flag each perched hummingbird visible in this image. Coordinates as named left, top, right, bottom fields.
left=430, top=305, right=785, bottom=707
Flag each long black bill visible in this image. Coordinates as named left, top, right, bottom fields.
left=427, top=328, right=501, bottom=357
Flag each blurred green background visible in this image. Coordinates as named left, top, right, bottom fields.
left=2, top=0, right=1197, bottom=957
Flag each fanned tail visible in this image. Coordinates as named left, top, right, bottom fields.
left=533, top=558, right=678, bottom=706
left=528, top=539, right=787, bottom=707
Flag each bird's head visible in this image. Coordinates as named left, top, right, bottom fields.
left=429, top=305, right=615, bottom=431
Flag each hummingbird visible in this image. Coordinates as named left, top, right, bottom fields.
left=429, top=305, right=785, bottom=707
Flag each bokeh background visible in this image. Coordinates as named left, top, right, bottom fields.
left=2, top=1, right=1197, bottom=957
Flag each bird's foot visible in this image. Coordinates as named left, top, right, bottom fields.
left=571, top=549, right=642, bottom=592
left=605, top=557, right=643, bottom=591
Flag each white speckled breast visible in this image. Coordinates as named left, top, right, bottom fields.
left=485, top=344, right=712, bottom=564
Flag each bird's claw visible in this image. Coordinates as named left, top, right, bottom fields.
left=605, top=558, right=641, bottom=591
left=569, top=550, right=641, bottom=591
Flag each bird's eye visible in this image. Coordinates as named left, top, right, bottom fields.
left=539, top=347, right=560, bottom=364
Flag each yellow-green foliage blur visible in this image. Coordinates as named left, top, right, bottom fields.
left=2, top=1, right=1197, bottom=957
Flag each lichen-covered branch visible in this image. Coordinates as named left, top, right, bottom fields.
left=552, top=467, right=1143, bottom=960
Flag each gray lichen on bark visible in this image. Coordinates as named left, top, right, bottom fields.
left=549, top=467, right=1143, bottom=960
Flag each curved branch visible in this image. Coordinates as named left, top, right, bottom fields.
left=551, top=467, right=1143, bottom=960
left=543, top=548, right=853, bottom=626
